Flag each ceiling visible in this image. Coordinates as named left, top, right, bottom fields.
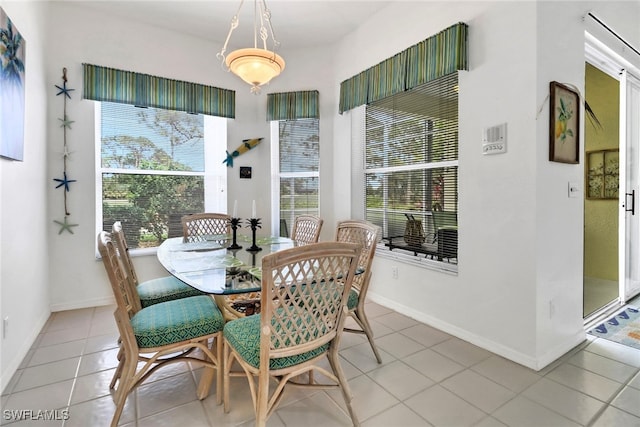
left=74, top=1, right=394, bottom=50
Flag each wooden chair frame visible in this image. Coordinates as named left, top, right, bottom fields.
left=182, top=212, right=231, bottom=242
left=336, top=220, right=382, bottom=363
left=98, top=231, right=223, bottom=427
left=223, top=242, right=362, bottom=427
left=290, top=214, right=324, bottom=244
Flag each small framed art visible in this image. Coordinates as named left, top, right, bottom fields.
left=239, top=166, right=252, bottom=179
left=549, top=81, right=580, bottom=164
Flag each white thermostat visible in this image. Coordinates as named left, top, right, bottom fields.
left=482, top=123, right=507, bottom=155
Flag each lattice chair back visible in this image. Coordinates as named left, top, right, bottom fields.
left=97, top=231, right=141, bottom=318
left=260, top=242, right=360, bottom=359
left=182, top=213, right=231, bottom=243
left=335, top=220, right=379, bottom=294
left=112, top=221, right=140, bottom=288
left=290, top=214, right=324, bottom=244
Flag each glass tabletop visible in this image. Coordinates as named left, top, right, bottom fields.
left=157, top=235, right=299, bottom=294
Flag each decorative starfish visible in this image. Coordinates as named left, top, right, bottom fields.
left=55, top=81, right=74, bottom=99
left=60, top=146, right=74, bottom=159
left=53, top=172, right=77, bottom=192
left=58, top=115, right=75, bottom=129
left=53, top=216, right=79, bottom=234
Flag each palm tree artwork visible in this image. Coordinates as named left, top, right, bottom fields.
left=0, top=7, right=25, bottom=161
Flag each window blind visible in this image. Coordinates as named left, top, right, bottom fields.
left=273, top=118, right=320, bottom=237
left=365, top=72, right=458, bottom=263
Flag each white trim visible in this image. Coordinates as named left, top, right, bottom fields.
left=49, top=296, right=115, bottom=313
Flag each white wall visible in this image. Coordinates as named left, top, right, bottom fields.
left=0, top=1, right=51, bottom=392
left=334, top=0, right=640, bottom=369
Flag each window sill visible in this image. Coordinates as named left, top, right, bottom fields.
left=375, top=245, right=458, bottom=275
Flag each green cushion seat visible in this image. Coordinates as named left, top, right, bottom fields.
left=224, top=314, right=328, bottom=370
left=131, top=295, right=224, bottom=348
left=137, top=276, right=205, bottom=308
left=346, top=288, right=359, bottom=310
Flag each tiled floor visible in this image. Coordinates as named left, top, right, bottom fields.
left=2, top=301, right=640, bottom=427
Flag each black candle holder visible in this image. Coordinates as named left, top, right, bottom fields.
left=246, top=218, right=262, bottom=252
left=228, top=217, right=243, bottom=250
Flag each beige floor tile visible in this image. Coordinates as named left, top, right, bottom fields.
left=340, top=342, right=394, bottom=373
left=492, top=396, right=581, bottom=427
left=567, top=349, right=638, bottom=383
left=45, top=308, right=94, bottom=333
left=522, top=377, right=606, bottom=425
left=136, top=372, right=199, bottom=419
left=66, top=394, right=136, bottom=427
left=399, top=323, right=452, bottom=348
left=405, top=384, right=486, bottom=426
left=546, top=363, right=623, bottom=402
left=70, top=368, right=117, bottom=405
left=38, top=327, right=90, bottom=348
left=431, top=338, right=493, bottom=367
left=441, top=369, right=515, bottom=413
left=471, top=355, right=541, bottom=393
left=276, top=392, right=353, bottom=427
left=584, top=339, right=640, bottom=368
left=591, top=405, right=640, bottom=427
left=374, top=312, right=419, bottom=331
left=326, top=374, right=399, bottom=421
left=28, top=339, right=85, bottom=367
left=375, top=331, right=425, bottom=359
left=403, top=348, right=465, bottom=382
left=361, top=403, right=432, bottom=426
left=611, top=385, right=640, bottom=417
left=137, top=400, right=211, bottom=427
left=13, top=358, right=80, bottom=392
left=3, top=380, right=74, bottom=413
left=367, top=360, right=434, bottom=400
left=83, top=333, right=119, bottom=354
left=77, top=347, right=120, bottom=376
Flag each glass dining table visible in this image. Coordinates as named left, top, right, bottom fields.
left=157, top=234, right=301, bottom=319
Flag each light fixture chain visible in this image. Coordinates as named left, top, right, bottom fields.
left=217, top=0, right=245, bottom=65
left=261, top=0, right=280, bottom=49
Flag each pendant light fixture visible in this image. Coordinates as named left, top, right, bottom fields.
left=217, top=0, right=285, bottom=94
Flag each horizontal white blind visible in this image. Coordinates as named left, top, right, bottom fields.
left=365, top=73, right=458, bottom=263
left=278, top=118, right=320, bottom=236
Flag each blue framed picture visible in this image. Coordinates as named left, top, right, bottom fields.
left=0, top=7, right=26, bottom=161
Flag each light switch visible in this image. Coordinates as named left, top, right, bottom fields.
left=568, top=182, right=580, bottom=198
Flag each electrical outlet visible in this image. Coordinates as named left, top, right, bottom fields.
left=392, top=267, right=399, bottom=279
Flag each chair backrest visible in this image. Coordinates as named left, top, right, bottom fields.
left=97, top=231, right=142, bottom=316
left=290, top=215, right=324, bottom=244
left=335, top=220, right=379, bottom=294
left=112, top=221, right=140, bottom=288
left=182, top=213, right=231, bottom=242
left=259, top=241, right=361, bottom=364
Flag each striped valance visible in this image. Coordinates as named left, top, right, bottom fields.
left=82, top=64, right=235, bottom=118
left=267, top=90, right=319, bottom=121
left=339, top=22, right=468, bottom=114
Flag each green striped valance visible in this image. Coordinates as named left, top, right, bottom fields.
left=266, top=90, right=319, bottom=121
left=339, top=22, right=468, bottom=114
left=82, top=64, right=235, bottom=118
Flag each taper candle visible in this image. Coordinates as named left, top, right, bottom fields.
left=252, top=200, right=256, bottom=218
left=233, top=200, right=238, bottom=218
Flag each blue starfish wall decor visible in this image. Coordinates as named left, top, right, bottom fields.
left=55, top=81, right=75, bottom=99
left=53, top=171, right=76, bottom=192
left=52, top=68, right=79, bottom=231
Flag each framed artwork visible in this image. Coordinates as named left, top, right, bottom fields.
left=549, top=81, right=579, bottom=164
left=0, top=7, right=26, bottom=161
left=239, top=166, right=252, bottom=179
left=586, top=149, right=619, bottom=199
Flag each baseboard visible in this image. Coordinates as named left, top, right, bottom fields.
left=368, top=293, right=584, bottom=371
left=0, top=309, right=50, bottom=394
left=50, top=295, right=115, bottom=313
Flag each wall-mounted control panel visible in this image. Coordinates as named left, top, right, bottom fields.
left=482, top=123, right=507, bottom=155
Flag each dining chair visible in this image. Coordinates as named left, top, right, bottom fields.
left=335, top=219, right=382, bottom=363
left=222, top=242, right=362, bottom=427
left=182, top=212, right=231, bottom=243
left=98, top=231, right=224, bottom=427
left=112, top=221, right=205, bottom=308
left=290, top=214, right=324, bottom=244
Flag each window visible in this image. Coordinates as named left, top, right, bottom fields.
left=270, top=118, right=320, bottom=237
left=360, top=73, right=459, bottom=269
left=97, top=102, right=226, bottom=251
